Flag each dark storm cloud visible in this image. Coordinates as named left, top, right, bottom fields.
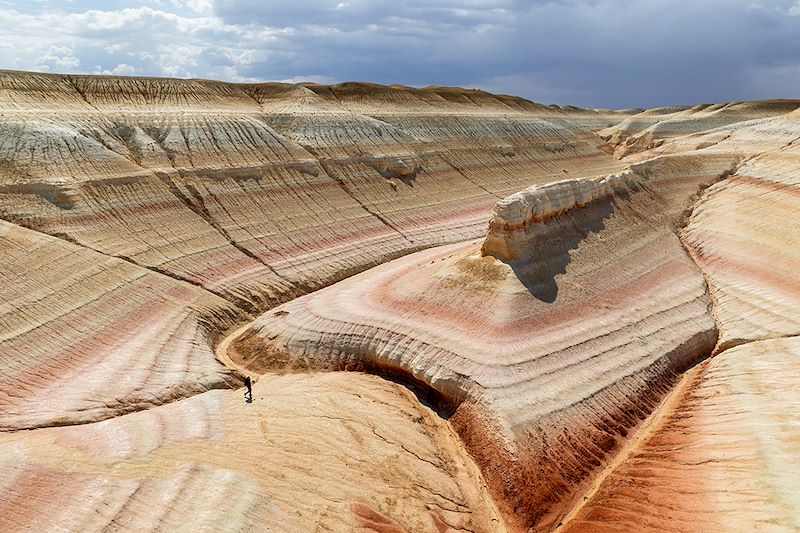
left=0, top=0, right=798, bottom=107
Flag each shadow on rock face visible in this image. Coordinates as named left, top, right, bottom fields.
left=508, top=197, right=615, bottom=303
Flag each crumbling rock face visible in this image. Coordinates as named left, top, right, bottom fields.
left=481, top=171, right=637, bottom=261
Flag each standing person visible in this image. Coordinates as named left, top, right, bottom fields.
left=244, top=376, right=253, bottom=403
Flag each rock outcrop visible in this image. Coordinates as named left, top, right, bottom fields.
left=481, top=171, right=636, bottom=261
left=231, top=153, right=740, bottom=530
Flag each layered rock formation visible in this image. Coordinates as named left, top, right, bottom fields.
left=680, top=119, right=800, bottom=350
left=0, top=71, right=624, bottom=313
left=0, top=72, right=623, bottom=422
left=1, top=70, right=799, bottom=532
left=230, top=103, right=800, bottom=530
left=560, top=337, right=800, bottom=533
left=231, top=153, right=739, bottom=530
left=555, top=108, right=800, bottom=532
left=601, top=100, right=800, bottom=158
left=614, top=107, right=800, bottom=348
left=0, top=218, right=242, bottom=431
left=0, top=71, right=625, bottom=532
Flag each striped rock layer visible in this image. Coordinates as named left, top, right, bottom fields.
left=678, top=113, right=800, bottom=350
left=600, top=100, right=800, bottom=158
left=0, top=71, right=625, bottom=532
left=0, top=218, right=242, bottom=431
left=560, top=336, right=800, bottom=533
left=617, top=107, right=800, bottom=350
left=0, top=70, right=625, bottom=313
left=0, top=72, right=623, bottom=440
left=233, top=153, right=740, bottom=530
left=554, top=106, right=800, bottom=531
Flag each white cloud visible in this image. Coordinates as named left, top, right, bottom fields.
left=0, top=4, right=255, bottom=81
left=172, top=0, right=214, bottom=14
left=93, top=63, right=136, bottom=75
left=34, top=45, right=80, bottom=71
left=111, top=63, right=136, bottom=75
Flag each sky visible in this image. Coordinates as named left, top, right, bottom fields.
left=0, top=0, right=799, bottom=108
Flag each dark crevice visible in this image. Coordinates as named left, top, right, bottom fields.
left=553, top=342, right=716, bottom=532
left=62, top=75, right=100, bottom=112
left=674, top=160, right=745, bottom=354
left=342, top=359, right=463, bottom=420
left=445, top=159, right=503, bottom=199
left=155, top=171, right=297, bottom=293
left=229, top=331, right=469, bottom=422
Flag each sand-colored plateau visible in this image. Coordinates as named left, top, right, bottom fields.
left=1, top=70, right=799, bottom=532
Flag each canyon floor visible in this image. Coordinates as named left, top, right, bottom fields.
left=0, top=71, right=798, bottom=532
